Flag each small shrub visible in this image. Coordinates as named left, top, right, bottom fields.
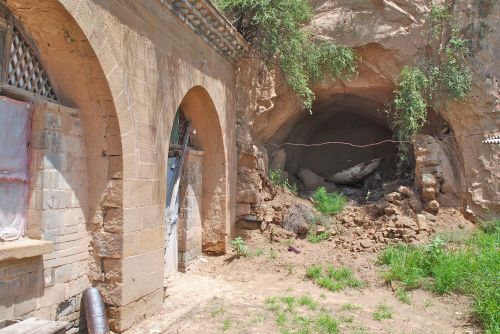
left=430, top=5, right=451, bottom=37
left=389, top=5, right=472, bottom=167
left=392, top=66, right=429, bottom=142
left=312, top=187, right=346, bottom=214
left=230, top=236, right=249, bottom=257
left=373, top=304, right=392, bottom=321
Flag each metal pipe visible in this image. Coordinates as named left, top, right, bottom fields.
left=81, top=287, right=110, bottom=334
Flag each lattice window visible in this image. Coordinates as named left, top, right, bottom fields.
left=7, top=28, right=57, bottom=100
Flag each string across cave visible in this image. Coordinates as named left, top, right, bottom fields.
left=266, top=94, right=400, bottom=200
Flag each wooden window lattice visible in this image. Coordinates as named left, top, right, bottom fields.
left=7, top=28, right=57, bottom=100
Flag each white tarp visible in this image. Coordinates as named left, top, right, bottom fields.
left=0, top=96, right=31, bottom=241
left=164, top=157, right=180, bottom=277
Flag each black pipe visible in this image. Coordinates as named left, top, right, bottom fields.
left=80, top=287, right=110, bottom=334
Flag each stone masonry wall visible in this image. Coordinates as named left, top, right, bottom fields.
left=2, top=0, right=240, bottom=331
left=0, top=100, right=89, bottom=331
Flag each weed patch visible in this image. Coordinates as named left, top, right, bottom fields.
left=269, top=167, right=298, bottom=194
left=373, top=304, right=392, bottom=321
left=379, top=221, right=500, bottom=333
left=341, top=303, right=361, bottom=311
left=312, top=187, right=346, bottom=214
left=299, top=295, right=318, bottom=310
left=307, top=231, right=331, bottom=244
left=230, top=236, right=249, bottom=257
left=305, top=265, right=364, bottom=292
left=395, top=287, right=411, bottom=304
left=222, top=319, right=232, bottom=331
left=264, top=294, right=345, bottom=333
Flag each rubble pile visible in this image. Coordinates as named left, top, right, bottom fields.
left=335, top=185, right=438, bottom=252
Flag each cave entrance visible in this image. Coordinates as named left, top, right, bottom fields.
left=267, top=94, right=401, bottom=201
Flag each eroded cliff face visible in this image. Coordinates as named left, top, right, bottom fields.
left=236, top=0, right=499, bottom=221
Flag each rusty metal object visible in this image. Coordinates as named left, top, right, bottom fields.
left=81, top=288, right=109, bottom=334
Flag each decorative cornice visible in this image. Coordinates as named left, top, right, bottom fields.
left=161, top=0, right=249, bottom=64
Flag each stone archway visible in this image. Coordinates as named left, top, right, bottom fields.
left=171, top=86, right=227, bottom=256
left=2, top=0, right=130, bottom=330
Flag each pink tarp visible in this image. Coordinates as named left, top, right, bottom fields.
left=0, top=96, right=31, bottom=241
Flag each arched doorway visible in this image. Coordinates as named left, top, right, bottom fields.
left=165, top=86, right=227, bottom=276
left=1, top=0, right=127, bottom=329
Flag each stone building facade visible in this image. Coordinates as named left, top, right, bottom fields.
left=0, top=0, right=246, bottom=332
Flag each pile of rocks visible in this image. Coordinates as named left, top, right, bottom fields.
left=335, top=186, right=437, bottom=252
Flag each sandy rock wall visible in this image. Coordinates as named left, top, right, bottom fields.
left=236, top=0, right=499, bottom=220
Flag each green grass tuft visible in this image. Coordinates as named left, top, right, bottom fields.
left=395, top=287, right=411, bottom=304
left=305, top=265, right=364, bottom=292
left=373, top=304, right=392, bottom=321
left=298, top=295, right=318, bottom=310
left=341, top=303, right=361, bottom=311
left=315, top=313, right=339, bottom=333
left=307, top=231, right=331, bottom=244
left=379, top=220, right=500, bottom=333
left=276, top=311, right=287, bottom=326
left=222, top=319, right=232, bottom=331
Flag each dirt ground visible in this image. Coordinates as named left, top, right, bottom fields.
left=126, top=205, right=482, bottom=334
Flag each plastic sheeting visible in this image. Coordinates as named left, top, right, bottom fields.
left=164, top=157, right=180, bottom=276
left=0, top=96, right=31, bottom=241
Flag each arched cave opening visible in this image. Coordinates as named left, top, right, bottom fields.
left=266, top=94, right=405, bottom=201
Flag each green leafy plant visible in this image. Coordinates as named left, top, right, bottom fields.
left=392, top=66, right=429, bottom=142
left=307, top=231, right=331, bottom=244
left=389, top=4, right=472, bottom=169
left=379, top=220, right=500, bottom=333
left=312, top=187, right=346, bottom=214
left=214, top=0, right=359, bottom=110
left=430, top=5, right=451, bottom=37
left=253, top=248, right=264, bottom=256
left=230, top=236, right=249, bottom=257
